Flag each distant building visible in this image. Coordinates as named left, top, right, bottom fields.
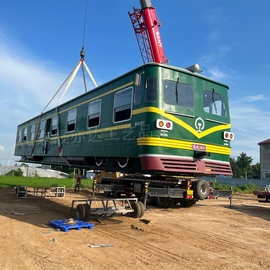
left=259, top=139, right=270, bottom=179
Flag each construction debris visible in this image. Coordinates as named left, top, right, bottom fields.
left=88, top=244, right=113, bottom=248
left=51, top=238, right=57, bottom=243
left=12, top=212, right=25, bottom=216
left=140, top=219, right=151, bottom=224
left=130, top=224, right=144, bottom=232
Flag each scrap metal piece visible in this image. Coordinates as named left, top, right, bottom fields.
left=88, top=244, right=113, bottom=248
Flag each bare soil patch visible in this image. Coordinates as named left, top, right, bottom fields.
left=0, top=188, right=270, bottom=270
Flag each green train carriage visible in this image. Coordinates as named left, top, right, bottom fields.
left=15, top=62, right=233, bottom=176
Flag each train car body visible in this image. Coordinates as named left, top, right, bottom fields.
left=15, top=63, right=232, bottom=176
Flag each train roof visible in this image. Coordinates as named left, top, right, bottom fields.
left=157, top=63, right=229, bottom=89
left=18, top=63, right=229, bottom=128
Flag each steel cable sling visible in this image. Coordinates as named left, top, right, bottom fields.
left=31, top=0, right=98, bottom=164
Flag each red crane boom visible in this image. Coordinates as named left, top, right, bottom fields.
left=128, top=0, right=167, bottom=64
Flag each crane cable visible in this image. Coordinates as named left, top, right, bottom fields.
left=81, top=0, right=89, bottom=93
left=31, top=0, right=98, bottom=158
left=82, top=0, right=88, bottom=48
left=43, top=0, right=97, bottom=109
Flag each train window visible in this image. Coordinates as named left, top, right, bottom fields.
left=67, top=109, right=77, bottom=132
left=39, top=120, right=46, bottom=138
left=51, top=116, right=58, bottom=135
left=21, top=130, right=24, bottom=142
left=114, top=88, right=133, bottom=122
left=88, top=100, right=101, bottom=128
left=203, top=90, right=226, bottom=117
left=163, top=79, right=194, bottom=108
left=31, top=125, right=35, bottom=140
left=18, top=129, right=23, bottom=143
left=145, top=77, right=157, bottom=102
left=23, top=128, right=27, bottom=141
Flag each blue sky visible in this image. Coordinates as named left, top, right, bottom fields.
left=0, top=0, right=269, bottom=165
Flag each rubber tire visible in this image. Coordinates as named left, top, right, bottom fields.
left=194, top=180, right=210, bottom=200
left=137, top=201, right=145, bottom=218
left=179, top=199, right=197, bottom=208
left=131, top=202, right=142, bottom=218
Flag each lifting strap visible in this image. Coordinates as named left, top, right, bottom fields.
left=31, top=48, right=98, bottom=157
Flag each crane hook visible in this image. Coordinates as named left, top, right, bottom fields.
left=80, top=46, right=85, bottom=61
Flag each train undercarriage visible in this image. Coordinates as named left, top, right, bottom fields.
left=71, top=173, right=232, bottom=220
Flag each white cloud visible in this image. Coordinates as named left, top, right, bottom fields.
left=202, top=7, right=228, bottom=26
left=208, top=68, right=226, bottom=80
left=0, top=30, right=94, bottom=165
left=230, top=99, right=270, bottom=163
left=198, top=45, right=233, bottom=82
left=245, top=94, right=265, bottom=102
left=197, top=14, right=268, bottom=164
left=199, top=46, right=231, bottom=67
left=0, top=44, right=87, bottom=110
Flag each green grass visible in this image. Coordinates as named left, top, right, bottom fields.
left=0, top=176, right=93, bottom=189
left=0, top=176, right=260, bottom=194
left=212, top=182, right=262, bottom=194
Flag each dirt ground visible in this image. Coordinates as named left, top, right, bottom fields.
left=0, top=188, right=270, bottom=270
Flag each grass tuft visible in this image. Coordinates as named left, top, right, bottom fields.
left=212, top=182, right=262, bottom=194
left=0, top=176, right=93, bottom=189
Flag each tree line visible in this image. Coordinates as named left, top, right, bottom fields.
left=230, top=152, right=260, bottom=179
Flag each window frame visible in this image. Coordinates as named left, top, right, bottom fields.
left=202, top=89, right=227, bottom=118
left=113, top=87, right=133, bottom=124
left=134, top=73, right=143, bottom=106
left=17, top=129, right=22, bottom=143
left=39, top=120, right=46, bottom=139
left=66, top=108, right=77, bottom=133
left=22, top=127, right=27, bottom=142
left=87, top=99, right=102, bottom=129
left=31, top=124, right=36, bottom=141
left=51, top=116, right=58, bottom=136
left=145, top=76, right=157, bottom=103
left=163, top=79, right=194, bottom=109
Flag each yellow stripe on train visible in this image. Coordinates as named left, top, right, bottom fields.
left=133, top=107, right=231, bottom=139
left=137, top=137, right=231, bottom=155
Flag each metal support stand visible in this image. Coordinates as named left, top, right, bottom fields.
left=71, top=198, right=138, bottom=217
left=229, top=186, right=233, bottom=207
left=15, top=186, right=65, bottom=199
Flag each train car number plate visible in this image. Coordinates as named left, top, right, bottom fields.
left=192, top=144, right=206, bottom=152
